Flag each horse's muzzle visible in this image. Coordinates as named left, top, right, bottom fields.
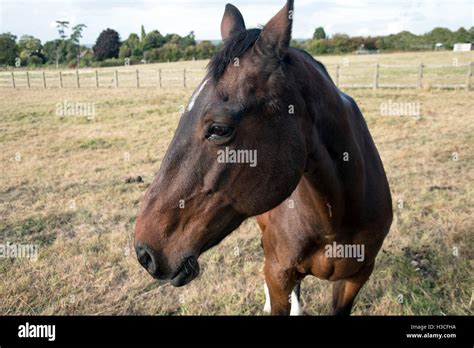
left=135, top=242, right=164, bottom=278
left=135, top=242, right=200, bottom=286
left=170, top=256, right=200, bottom=287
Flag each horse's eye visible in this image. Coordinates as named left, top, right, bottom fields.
left=206, top=124, right=234, bottom=140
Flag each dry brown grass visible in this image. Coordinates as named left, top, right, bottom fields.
left=0, top=52, right=473, bottom=315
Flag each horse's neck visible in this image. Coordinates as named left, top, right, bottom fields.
left=296, top=61, right=366, bottom=226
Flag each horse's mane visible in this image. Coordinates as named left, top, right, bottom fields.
left=293, top=48, right=333, bottom=83
left=207, top=28, right=261, bottom=82
left=207, top=28, right=334, bottom=86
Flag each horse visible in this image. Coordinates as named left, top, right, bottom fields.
left=134, top=0, right=393, bottom=315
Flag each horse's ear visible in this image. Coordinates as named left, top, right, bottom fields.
left=255, top=0, right=294, bottom=59
left=221, top=4, right=246, bottom=41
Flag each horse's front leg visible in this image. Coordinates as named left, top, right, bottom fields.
left=263, top=259, right=299, bottom=315
left=332, top=261, right=375, bottom=315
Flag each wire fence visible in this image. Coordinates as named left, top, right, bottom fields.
left=0, top=62, right=471, bottom=90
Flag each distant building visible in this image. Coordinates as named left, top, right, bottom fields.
left=453, top=43, right=472, bottom=52
left=80, top=48, right=93, bottom=58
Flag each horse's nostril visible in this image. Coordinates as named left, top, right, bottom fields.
left=136, top=244, right=156, bottom=274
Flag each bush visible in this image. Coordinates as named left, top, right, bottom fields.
left=92, top=58, right=124, bottom=67
left=131, top=47, right=143, bottom=58
left=307, top=39, right=331, bottom=55
left=143, top=48, right=160, bottom=62
left=27, top=55, right=43, bottom=67
left=79, top=56, right=93, bottom=68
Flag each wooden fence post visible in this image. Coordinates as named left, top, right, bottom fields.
left=95, top=70, right=99, bottom=88
left=136, top=69, right=140, bottom=88
left=42, top=71, right=46, bottom=88
left=466, top=62, right=472, bottom=91
left=158, top=69, right=162, bottom=88
left=115, top=69, right=119, bottom=88
left=417, top=63, right=424, bottom=89
left=183, top=68, right=187, bottom=88
left=59, top=71, right=63, bottom=88
left=26, top=71, right=30, bottom=88
left=76, top=70, right=80, bottom=88
left=373, top=63, right=379, bottom=90
left=11, top=72, right=15, bottom=88
left=335, top=64, right=340, bottom=87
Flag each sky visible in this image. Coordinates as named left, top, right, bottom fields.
left=0, top=0, right=472, bottom=44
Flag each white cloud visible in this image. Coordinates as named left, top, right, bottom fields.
left=0, top=0, right=472, bottom=43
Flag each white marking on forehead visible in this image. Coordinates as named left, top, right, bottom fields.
left=187, top=78, right=209, bottom=111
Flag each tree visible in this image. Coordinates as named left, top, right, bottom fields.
left=158, top=43, right=182, bottom=61
left=307, top=38, right=331, bottom=54
left=18, top=35, right=42, bottom=58
left=131, top=47, right=143, bottom=58
left=140, top=25, right=146, bottom=43
left=426, top=27, right=454, bottom=48
left=119, top=33, right=141, bottom=58
left=0, top=33, right=18, bottom=66
left=331, top=33, right=353, bottom=53
left=18, top=35, right=45, bottom=66
left=126, top=33, right=140, bottom=49
left=56, top=21, right=69, bottom=40
left=65, top=40, right=81, bottom=64
left=71, top=24, right=87, bottom=44
left=180, top=31, right=196, bottom=47
left=194, top=40, right=216, bottom=59
left=453, top=27, right=470, bottom=43
left=119, top=46, right=132, bottom=59
left=143, top=30, right=165, bottom=51
left=313, top=27, right=326, bottom=40
left=43, top=39, right=62, bottom=64
left=164, top=33, right=182, bottom=45
left=71, top=24, right=87, bottom=66
left=93, top=28, right=121, bottom=61
left=55, top=21, right=69, bottom=68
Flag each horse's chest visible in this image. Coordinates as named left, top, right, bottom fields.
left=294, top=227, right=383, bottom=281
left=303, top=248, right=364, bottom=281
left=264, top=176, right=385, bottom=281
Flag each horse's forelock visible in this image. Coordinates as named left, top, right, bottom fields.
left=207, top=28, right=261, bottom=82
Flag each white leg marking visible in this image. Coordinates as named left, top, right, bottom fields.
left=187, top=78, right=209, bottom=111
left=290, top=288, right=303, bottom=316
left=263, top=282, right=271, bottom=313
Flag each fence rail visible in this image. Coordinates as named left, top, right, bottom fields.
left=0, top=62, right=471, bottom=90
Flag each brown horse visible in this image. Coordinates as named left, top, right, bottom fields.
left=134, top=0, right=393, bottom=315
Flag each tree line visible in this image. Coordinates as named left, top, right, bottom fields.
left=297, top=26, right=473, bottom=55
left=0, top=24, right=218, bottom=68
left=0, top=25, right=472, bottom=68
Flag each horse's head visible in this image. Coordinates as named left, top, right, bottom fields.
left=135, top=0, right=306, bottom=286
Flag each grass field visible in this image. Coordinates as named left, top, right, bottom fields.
left=0, top=51, right=473, bottom=315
